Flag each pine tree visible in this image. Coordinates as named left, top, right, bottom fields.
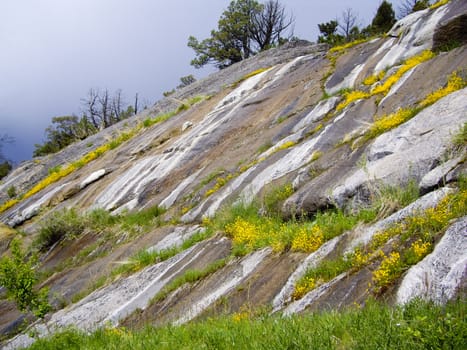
left=371, top=1, right=397, bottom=34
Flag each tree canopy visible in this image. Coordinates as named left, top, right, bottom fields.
left=188, top=0, right=294, bottom=69
left=0, top=134, right=13, bottom=180
left=371, top=1, right=397, bottom=34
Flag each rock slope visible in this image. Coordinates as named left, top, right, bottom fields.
left=1, top=1, right=466, bottom=348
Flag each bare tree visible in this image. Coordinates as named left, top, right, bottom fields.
left=134, top=93, right=139, bottom=115
left=99, top=89, right=111, bottom=129
left=251, top=0, right=295, bottom=50
left=338, top=8, right=359, bottom=42
left=82, top=88, right=100, bottom=129
left=82, top=89, right=129, bottom=130
left=111, top=89, right=124, bottom=123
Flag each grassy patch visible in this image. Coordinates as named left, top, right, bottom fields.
left=35, top=205, right=166, bottom=261
left=111, top=229, right=212, bottom=277
left=25, top=299, right=467, bottom=350
left=152, top=258, right=228, bottom=303
left=453, top=122, right=467, bottom=149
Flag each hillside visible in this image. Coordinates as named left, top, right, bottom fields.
left=1, top=0, right=466, bottom=348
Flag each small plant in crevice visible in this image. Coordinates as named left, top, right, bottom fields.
left=7, top=185, right=16, bottom=198
left=452, top=122, right=467, bottom=150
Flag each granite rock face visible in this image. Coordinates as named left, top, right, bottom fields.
left=1, top=1, right=467, bottom=348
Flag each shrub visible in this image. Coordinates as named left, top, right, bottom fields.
left=0, top=239, right=50, bottom=318
left=261, top=183, right=294, bottom=217
left=35, top=209, right=86, bottom=251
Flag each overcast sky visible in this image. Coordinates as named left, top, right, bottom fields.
left=1, top=0, right=405, bottom=164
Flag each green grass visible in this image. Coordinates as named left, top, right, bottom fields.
left=152, top=258, right=228, bottom=303
left=453, top=122, right=467, bottom=149
left=35, top=206, right=166, bottom=252
left=25, top=299, right=466, bottom=350
left=111, top=229, right=212, bottom=277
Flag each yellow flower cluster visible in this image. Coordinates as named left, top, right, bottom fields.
left=104, top=327, right=132, bottom=338
left=349, top=248, right=371, bottom=269
left=329, top=38, right=369, bottom=54
left=368, top=108, right=415, bottom=138
left=291, top=226, right=324, bottom=253
left=419, top=71, right=466, bottom=108
left=372, top=251, right=402, bottom=288
left=0, top=199, right=19, bottom=213
left=232, top=311, right=249, bottom=322
left=363, top=70, right=386, bottom=86
left=335, top=51, right=435, bottom=113
left=372, top=50, right=435, bottom=96
left=369, top=227, right=400, bottom=250
left=205, top=174, right=234, bottom=197
left=276, top=141, right=297, bottom=152
left=310, top=151, right=323, bottom=162
left=336, top=90, right=370, bottom=111
left=292, top=276, right=316, bottom=300
left=234, top=67, right=271, bottom=87
left=410, top=239, right=431, bottom=260
left=225, top=218, right=265, bottom=248
left=430, top=0, right=450, bottom=9
left=239, top=157, right=265, bottom=173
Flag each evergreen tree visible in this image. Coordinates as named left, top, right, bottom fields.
left=371, top=1, right=396, bottom=34
left=317, top=20, right=343, bottom=45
